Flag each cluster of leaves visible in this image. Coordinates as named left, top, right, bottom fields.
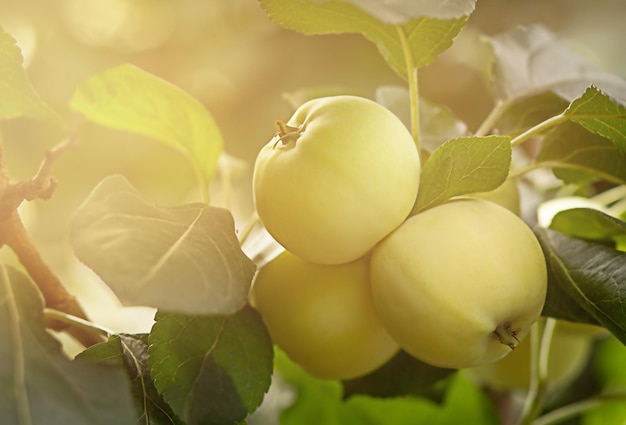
left=1, top=0, right=625, bottom=424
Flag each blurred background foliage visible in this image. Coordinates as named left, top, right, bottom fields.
left=0, top=0, right=624, bottom=335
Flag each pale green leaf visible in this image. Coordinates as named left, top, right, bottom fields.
left=412, top=135, right=512, bottom=213
left=259, top=0, right=468, bottom=77
left=565, top=85, right=626, bottom=152
left=0, top=27, right=60, bottom=123
left=536, top=122, right=626, bottom=185
left=148, top=306, right=274, bottom=425
left=488, top=24, right=626, bottom=104
left=340, top=0, right=475, bottom=23
left=0, top=265, right=137, bottom=425
left=70, top=64, right=223, bottom=183
left=71, top=175, right=256, bottom=315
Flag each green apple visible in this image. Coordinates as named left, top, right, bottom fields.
left=253, top=95, right=420, bottom=265
left=466, top=321, right=593, bottom=392
left=250, top=250, right=399, bottom=380
left=370, top=197, right=547, bottom=369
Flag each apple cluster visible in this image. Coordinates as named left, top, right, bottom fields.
left=250, top=95, right=548, bottom=380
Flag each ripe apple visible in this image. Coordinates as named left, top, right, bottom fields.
left=250, top=250, right=399, bottom=380
left=466, top=321, right=593, bottom=392
left=253, top=95, right=420, bottom=265
left=370, top=197, right=548, bottom=369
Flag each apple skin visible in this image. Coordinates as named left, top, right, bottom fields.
left=253, top=95, right=420, bottom=265
left=370, top=197, right=548, bottom=369
left=466, top=321, right=594, bottom=392
left=250, top=250, right=399, bottom=380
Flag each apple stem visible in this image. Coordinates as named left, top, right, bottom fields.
left=493, top=322, right=520, bottom=350
left=274, top=120, right=301, bottom=147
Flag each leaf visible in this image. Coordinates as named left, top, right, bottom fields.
left=412, top=135, right=512, bottom=213
left=339, top=0, right=476, bottom=23
left=148, top=306, right=274, bottom=425
left=375, top=85, right=468, bottom=152
left=0, top=27, right=60, bottom=123
left=487, top=24, right=626, bottom=104
left=70, top=63, right=223, bottom=184
left=342, top=350, right=453, bottom=400
left=536, top=121, right=626, bottom=185
left=536, top=228, right=626, bottom=346
left=259, top=0, right=468, bottom=78
left=564, top=85, right=626, bottom=152
left=550, top=208, right=626, bottom=249
left=0, top=265, right=137, bottom=425
left=71, top=175, right=256, bottom=315
left=78, top=334, right=183, bottom=425
left=495, top=91, right=568, bottom=136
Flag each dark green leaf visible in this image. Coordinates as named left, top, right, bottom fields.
left=259, top=0, right=468, bottom=78
left=412, top=135, right=511, bottom=213
left=550, top=208, right=626, bottom=249
left=148, top=306, right=274, bottom=425
left=78, top=334, right=183, bottom=425
left=488, top=24, right=626, bottom=104
left=564, top=85, right=626, bottom=152
left=0, top=27, right=60, bottom=123
left=536, top=122, right=626, bottom=185
left=71, top=175, right=256, bottom=315
left=342, top=350, right=453, bottom=400
left=0, top=265, right=137, bottom=425
left=70, top=63, right=223, bottom=184
left=536, top=228, right=626, bottom=345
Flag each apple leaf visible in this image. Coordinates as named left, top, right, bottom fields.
left=339, top=0, right=476, bottom=23
left=550, top=208, right=626, bottom=250
left=78, top=334, right=183, bottom=425
left=487, top=24, right=626, bottom=105
left=71, top=175, right=256, bottom=315
left=412, top=135, right=512, bottom=213
left=70, top=63, right=223, bottom=184
left=536, top=228, right=626, bottom=346
left=375, top=85, right=467, bottom=152
left=259, top=0, right=468, bottom=78
left=495, top=92, right=568, bottom=136
left=0, top=265, right=137, bottom=425
left=0, top=27, right=60, bottom=123
left=148, top=306, right=274, bottom=425
left=536, top=122, right=626, bottom=185
left=342, top=350, right=453, bottom=400
left=564, top=85, right=626, bottom=152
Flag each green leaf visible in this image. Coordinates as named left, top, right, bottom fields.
left=71, top=175, right=256, bottom=315
left=564, top=85, right=626, bottom=152
left=536, top=228, right=626, bottom=346
left=0, top=265, right=137, bottom=425
left=495, top=91, right=568, bottom=136
left=536, top=122, right=626, bottom=185
left=148, top=306, right=274, bottom=425
left=487, top=24, right=626, bottom=104
left=342, top=350, right=453, bottom=400
left=550, top=208, right=626, bottom=249
left=375, top=85, right=467, bottom=152
left=339, top=0, right=475, bottom=23
left=0, top=27, right=60, bottom=123
left=70, top=63, right=223, bottom=184
left=78, top=334, right=183, bottom=425
left=412, top=135, right=512, bottom=213
left=259, top=0, right=468, bottom=78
